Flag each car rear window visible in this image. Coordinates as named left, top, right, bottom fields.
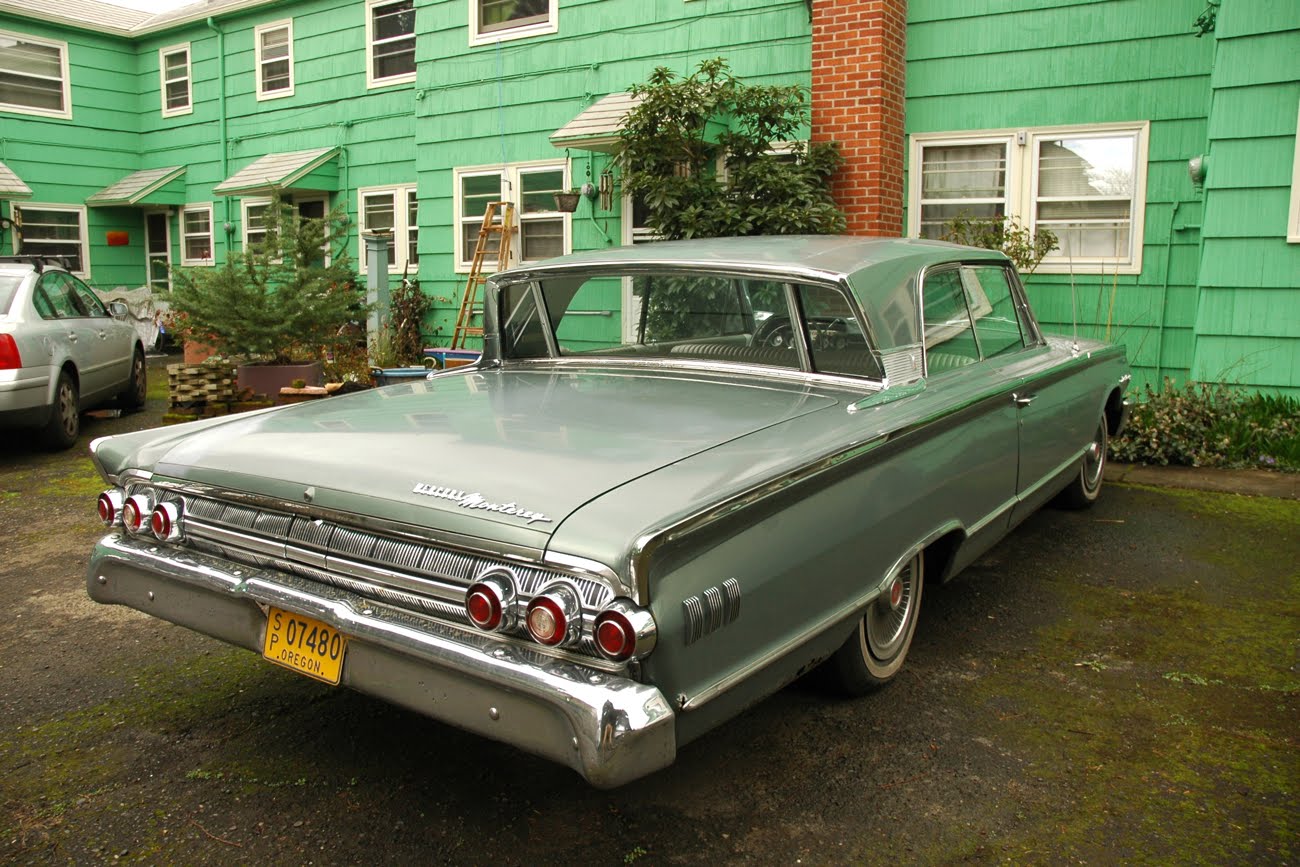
left=0, top=275, right=22, bottom=316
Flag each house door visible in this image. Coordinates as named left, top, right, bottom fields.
left=144, top=212, right=171, bottom=290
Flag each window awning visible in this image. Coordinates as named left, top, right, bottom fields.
left=0, top=160, right=33, bottom=200
left=213, top=147, right=340, bottom=197
left=86, top=166, right=186, bottom=207
left=550, top=92, right=643, bottom=154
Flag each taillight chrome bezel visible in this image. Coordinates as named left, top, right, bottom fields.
left=121, top=492, right=155, bottom=534
left=149, top=502, right=183, bottom=542
left=525, top=582, right=583, bottom=648
left=97, top=489, right=124, bottom=526
left=465, top=571, right=516, bottom=633
left=594, top=598, right=658, bottom=662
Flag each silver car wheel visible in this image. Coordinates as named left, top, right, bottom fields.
left=1056, top=419, right=1108, bottom=509
left=861, top=551, right=923, bottom=678
left=42, top=371, right=80, bottom=450
left=1080, top=422, right=1106, bottom=497
left=829, top=549, right=924, bottom=694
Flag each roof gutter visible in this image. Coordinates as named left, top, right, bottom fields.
left=206, top=17, right=231, bottom=247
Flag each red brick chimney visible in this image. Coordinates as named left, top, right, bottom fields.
left=811, top=0, right=908, bottom=236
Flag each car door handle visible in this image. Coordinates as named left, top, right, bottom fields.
left=1011, top=392, right=1036, bottom=407
left=67, top=332, right=78, bottom=342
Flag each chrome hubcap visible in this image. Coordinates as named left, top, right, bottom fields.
left=1082, top=427, right=1105, bottom=490
left=867, top=560, right=916, bottom=660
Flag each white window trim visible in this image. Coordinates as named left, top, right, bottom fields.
left=366, top=0, right=416, bottom=89
left=143, top=208, right=173, bottom=291
left=13, top=203, right=89, bottom=277
left=357, top=183, right=417, bottom=274
left=469, top=0, right=558, bottom=46
left=240, top=197, right=272, bottom=251
left=255, top=19, right=294, bottom=101
left=451, top=159, right=571, bottom=273
left=1288, top=100, right=1300, bottom=244
left=181, top=203, right=215, bottom=266
left=909, top=121, right=1149, bottom=275
left=0, top=29, right=72, bottom=120
left=159, top=43, right=193, bottom=118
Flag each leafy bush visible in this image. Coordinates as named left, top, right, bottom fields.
left=168, top=195, right=363, bottom=363
left=1109, top=378, right=1300, bottom=470
left=941, top=213, right=1058, bottom=275
left=618, top=57, right=846, bottom=240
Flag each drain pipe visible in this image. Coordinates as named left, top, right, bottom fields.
left=206, top=17, right=230, bottom=253
left=1155, top=199, right=1187, bottom=385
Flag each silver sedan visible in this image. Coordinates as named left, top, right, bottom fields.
left=0, top=258, right=146, bottom=449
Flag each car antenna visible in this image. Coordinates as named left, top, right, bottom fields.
left=1068, top=252, right=1080, bottom=356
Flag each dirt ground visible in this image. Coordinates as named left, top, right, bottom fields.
left=2, top=357, right=1296, bottom=864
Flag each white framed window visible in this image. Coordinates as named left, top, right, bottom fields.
left=181, top=204, right=214, bottom=265
left=366, top=0, right=416, bottom=88
left=470, top=0, right=557, bottom=46
left=241, top=198, right=273, bottom=250
left=159, top=43, right=192, bottom=117
left=0, top=29, right=71, bottom=119
left=1288, top=100, right=1300, bottom=244
left=909, top=122, right=1149, bottom=274
left=255, top=20, right=294, bottom=100
left=357, top=184, right=417, bottom=273
left=452, top=161, right=569, bottom=272
left=243, top=196, right=332, bottom=262
left=13, top=204, right=88, bottom=275
left=144, top=210, right=172, bottom=290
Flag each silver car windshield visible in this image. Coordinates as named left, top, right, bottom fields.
left=500, top=270, right=884, bottom=380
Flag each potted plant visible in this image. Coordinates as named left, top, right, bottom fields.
left=167, top=194, right=365, bottom=397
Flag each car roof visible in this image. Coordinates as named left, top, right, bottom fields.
left=498, top=235, right=1011, bottom=352
left=506, top=236, right=1007, bottom=280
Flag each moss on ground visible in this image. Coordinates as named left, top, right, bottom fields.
left=935, top=487, right=1298, bottom=863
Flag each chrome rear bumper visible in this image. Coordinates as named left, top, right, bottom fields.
left=87, top=533, right=676, bottom=788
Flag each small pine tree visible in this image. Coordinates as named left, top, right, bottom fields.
left=168, top=194, right=364, bottom=363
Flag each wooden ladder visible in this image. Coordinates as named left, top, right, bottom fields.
left=451, top=201, right=515, bottom=350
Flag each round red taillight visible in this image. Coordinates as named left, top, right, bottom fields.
left=150, top=502, right=181, bottom=541
left=467, top=588, right=499, bottom=628
left=593, top=599, right=658, bottom=663
left=121, top=494, right=152, bottom=533
left=526, top=595, right=567, bottom=646
left=595, top=614, right=633, bottom=661
left=465, top=573, right=515, bottom=632
left=97, top=490, right=123, bottom=526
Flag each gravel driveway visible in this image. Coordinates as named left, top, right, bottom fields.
left=2, top=359, right=1296, bottom=864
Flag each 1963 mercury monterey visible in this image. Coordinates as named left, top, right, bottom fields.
left=87, top=237, right=1130, bottom=787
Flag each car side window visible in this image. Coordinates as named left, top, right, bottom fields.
left=963, top=266, right=1027, bottom=359
left=921, top=267, right=980, bottom=374
left=37, top=274, right=83, bottom=319
left=798, top=283, right=883, bottom=379
left=68, top=276, right=109, bottom=318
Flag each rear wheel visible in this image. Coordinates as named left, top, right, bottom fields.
left=42, top=371, right=80, bottom=451
left=830, top=550, right=924, bottom=695
left=1054, top=420, right=1107, bottom=509
left=119, top=347, right=146, bottom=409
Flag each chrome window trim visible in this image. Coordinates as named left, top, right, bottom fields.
left=493, top=356, right=888, bottom=393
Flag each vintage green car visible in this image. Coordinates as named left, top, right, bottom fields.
left=86, top=237, right=1130, bottom=787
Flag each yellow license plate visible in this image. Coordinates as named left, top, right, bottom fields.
left=262, top=607, right=347, bottom=685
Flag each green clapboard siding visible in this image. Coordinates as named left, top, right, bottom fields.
left=415, top=0, right=812, bottom=347
left=906, top=0, right=1217, bottom=388
left=1191, top=0, right=1300, bottom=391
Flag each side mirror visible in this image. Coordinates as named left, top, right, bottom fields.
left=108, top=301, right=130, bottom=319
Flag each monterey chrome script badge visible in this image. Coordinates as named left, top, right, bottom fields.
left=412, top=483, right=553, bottom=524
